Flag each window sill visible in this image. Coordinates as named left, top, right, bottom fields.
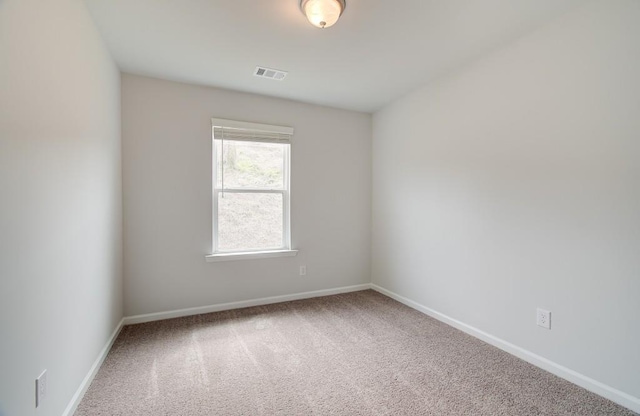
left=205, top=249, right=298, bottom=263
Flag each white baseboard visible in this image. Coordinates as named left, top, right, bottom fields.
left=62, top=318, right=125, bottom=416
left=65, top=284, right=638, bottom=414
left=370, top=284, right=640, bottom=414
left=123, top=284, right=372, bottom=325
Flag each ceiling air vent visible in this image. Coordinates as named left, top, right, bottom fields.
left=254, top=66, right=288, bottom=81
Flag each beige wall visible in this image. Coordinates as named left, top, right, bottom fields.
left=0, top=0, right=123, bottom=415
left=121, top=74, right=371, bottom=316
left=372, top=0, right=640, bottom=405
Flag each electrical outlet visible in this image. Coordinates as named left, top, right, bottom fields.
left=537, top=308, right=551, bottom=329
left=299, top=265, right=307, bottom=276
left=36, top=370, right=47, bottom=408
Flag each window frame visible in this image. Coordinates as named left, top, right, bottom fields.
left=209, top=119, right=293, bottom=258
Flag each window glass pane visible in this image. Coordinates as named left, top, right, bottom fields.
left=217, top=193, right=283, bottom=251
left=215, top=140, right=284, bottom=189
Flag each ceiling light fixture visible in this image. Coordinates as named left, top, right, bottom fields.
left=300, top=0, right=346, bottom=29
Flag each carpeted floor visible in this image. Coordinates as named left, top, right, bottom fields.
left=75, top=290, right=635, bottom=415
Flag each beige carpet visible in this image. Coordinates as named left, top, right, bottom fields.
left=75, top=290, right=635, bottom=415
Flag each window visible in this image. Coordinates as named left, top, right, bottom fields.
left=207, top=118, right=296, bottom=261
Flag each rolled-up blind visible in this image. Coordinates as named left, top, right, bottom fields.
left=212, top=118, right=293, bottom=143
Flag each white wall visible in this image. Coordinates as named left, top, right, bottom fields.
left=0, top=0, right=123, bottom=415
left=122, top=74, right=371, bottom=316
left=373, top=0, right=640, bottom=404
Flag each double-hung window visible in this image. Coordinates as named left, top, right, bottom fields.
left=207, top=118, right=295, bottom=261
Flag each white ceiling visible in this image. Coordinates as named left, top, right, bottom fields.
left=85, top=0, right=585, bottom=113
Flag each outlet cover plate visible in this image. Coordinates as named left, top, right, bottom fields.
left=537, top=308, right=551, bottom=329
left=36, top=370, right=47, bottom=408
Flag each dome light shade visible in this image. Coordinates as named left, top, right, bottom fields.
left=300, top=0, right=346, bottom=29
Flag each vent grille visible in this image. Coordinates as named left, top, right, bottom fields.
left=254, top=66, right=287, bottom=81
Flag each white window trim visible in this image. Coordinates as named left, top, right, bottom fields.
left=207, top=118, right=294, bottom=261
left=205, top=249, right=298, bottom=263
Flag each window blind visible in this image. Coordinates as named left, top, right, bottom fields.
left=212, top=118, right=293, bottom=144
